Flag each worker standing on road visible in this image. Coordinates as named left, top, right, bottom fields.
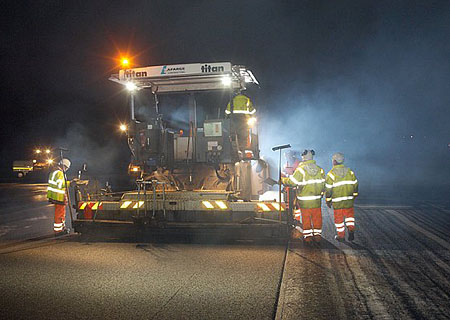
left=283, top=150, right=325, bottom=243
left=47, top=159, right=71, bottom=236
left=325, top=153, right=358, bottom=242
left=225, top=93, right=256, bottom=158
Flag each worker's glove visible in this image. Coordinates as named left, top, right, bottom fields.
left=326, top=201, right=332, bottom=208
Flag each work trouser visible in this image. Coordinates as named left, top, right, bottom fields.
left=300, top=208, right=322, bottom=242
left=334, top=207, right=355, bottom=239
left=54, top=203, right=66, bottom=232
left=291, top=207, right=303, bottom=239
left=231, top=115, right=252, bottom=152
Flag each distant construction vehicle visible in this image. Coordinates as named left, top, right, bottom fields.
left=12, top=148, right=55, bottom=178
left=72, top=61, right=291, bottom=239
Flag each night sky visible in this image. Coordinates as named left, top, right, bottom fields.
left=1, top=1, right=449, bottom=189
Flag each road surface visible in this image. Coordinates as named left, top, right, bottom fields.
left=0, top=183, right=286, bottom=319
left=1, top=183, right=449, bottom=319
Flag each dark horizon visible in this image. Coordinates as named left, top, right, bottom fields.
left=1, top=0, right=449, bottom=188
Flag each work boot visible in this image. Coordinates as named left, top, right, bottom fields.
left=334, top=235, right=345, bottom=242
left=54, top=229, right=69, bottom=237
left=348, top=231, right=355, bottom=241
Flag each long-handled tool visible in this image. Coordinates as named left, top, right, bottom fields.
left=272, top=144, right=291, bottom=222
left=58, top=147, right=74, bottom=230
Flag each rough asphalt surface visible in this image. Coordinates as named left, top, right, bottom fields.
left=0, top=239, right=286, bottom=319
left=0, top=184, right=286, bottom=319
left=1, top=183, right=450, bottom=319
left=276, top=203, right=450, bottom=319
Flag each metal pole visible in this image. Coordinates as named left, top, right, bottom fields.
left=189, top=93, right=197, bottom=161
left=59, top=148, right=74, bottom=229
left=144, top=181, right=147, bottom=217
left=130, top=92, right=135, bottom=121
left=137, top=179, right=141, bottom=218
left=152, top=180, right=157, bottom=218
left=162, top=182, right=166, bottom=219
left=278, top=149, right=282, bottom=223
left=271, top=144, right=291, bottom=224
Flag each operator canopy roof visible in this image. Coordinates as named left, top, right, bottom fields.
left=109, top=62, right=259, bottom=94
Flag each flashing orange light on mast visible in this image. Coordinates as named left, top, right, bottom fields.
left=121, top=58, right=129, bottom=67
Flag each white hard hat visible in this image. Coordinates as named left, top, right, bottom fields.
left=301, top=149, right=315, bottom=161
left=59, top=158, right=71, bottom=169
left=332, top=152, right=345, bottom=164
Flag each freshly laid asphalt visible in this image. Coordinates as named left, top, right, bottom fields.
left=0, top=238, right=286, bottom=319
left=276, top=204, right=450, bottom=319
left=1, top=183, right=450, bottom=319
left=0, top=183, right=287, bottom=319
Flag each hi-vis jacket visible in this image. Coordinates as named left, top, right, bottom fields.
left=282, top=160, right=325, bottom=208
left=225, top=94, right=256, bottom=115
left=47, top=169, right=67, bottom=204
left=325, top=164, right=358, bottom=209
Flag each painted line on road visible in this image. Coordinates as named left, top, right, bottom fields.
left=387, top=209, right=450, bottom=250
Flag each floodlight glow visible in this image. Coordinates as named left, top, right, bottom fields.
left=35, top=149, right=41, bottom=154
left=47, top=159, right=54, bottom=164
left=247, top=117, right=257, bottom=127
left=121, top=58, right=129, bottom=66
left=119, top=124, right=127, bottom=132
left=221, top=76, right=232, bottom=86
left=125, top=82, right=137, bottom=91
left=45, top=149, right=51, bottom=154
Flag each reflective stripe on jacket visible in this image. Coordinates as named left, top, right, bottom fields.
left=47, top=169, right=66, bottom=203
left=325, top=165, right=358, bottom=209
left=282, top=160, right=325, bottom=208
left=225, top=94, right=256, bottom=115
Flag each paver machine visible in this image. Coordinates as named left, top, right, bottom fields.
left=72, top=62, right=292, bottom=239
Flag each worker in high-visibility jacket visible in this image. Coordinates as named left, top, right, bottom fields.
left=283, top=150, right=325, bottom=242
left=325, top=152, right=358, bottom=242
left=225, top=94, right=256, bottom=158
left=47, top=158, right=71, bottom=235
left=225, top=94, right=256, bottom=115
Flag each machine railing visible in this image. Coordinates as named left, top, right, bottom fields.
left=135, top=179, right=168, bottom=219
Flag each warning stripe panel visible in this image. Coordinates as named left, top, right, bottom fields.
left=257, top=202, right=285, bottom=212
left=201, top=200, right=229, bottom=210
left=78, top=202, right=103, bottom=210
left=119, top=200, right=230, bottom=211
left=120, top=201, right=144, bottom=209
